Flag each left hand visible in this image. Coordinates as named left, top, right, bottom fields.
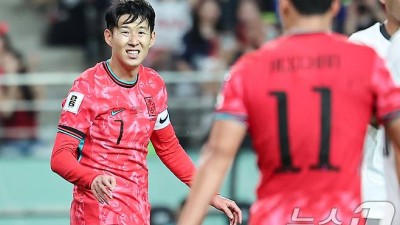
left=210, top=195, right=242, bottom=225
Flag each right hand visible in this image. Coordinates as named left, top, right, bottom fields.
left=91, top=175, right=116, bottom=204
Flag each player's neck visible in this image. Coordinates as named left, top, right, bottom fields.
left=108, top=58, right=139, bottom=82
left=384, top=20, right=400, bottom=37
left=285, top=15, right=332, bottom=34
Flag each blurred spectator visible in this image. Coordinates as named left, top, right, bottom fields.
left=45, top=0, right=87, bottom=46
left=45, top=0, right=115, bottom=66
left=231, top=0, right=267, bottom=63
left=23, top=0, right=58, bottom=12
left=84, top=0, right=114, bottom=66
left=167, top=0, right=228, bottom=148
left=0, top=27, right=44, bottom=157
left=344, top=0, right=386, bottom=35
left=332, top=2, right=347, bottom=33
left=176, top=0, right=228, bottom=73
left=255, top=0, right=275, bottom=12
left=145, top=0, right=199, bottom=71
left=0, top=23, right=12, bottom=74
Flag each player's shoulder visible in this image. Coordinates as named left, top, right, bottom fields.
left=348, top=23, right=380, bottom=43
left=228, top=49, right=261, bottom=78
left=76, top=61, right=102, bottom=77
left=235, top=38, right=286, bottom=64
left=140, top=65, right=165, bottom=84
left=72, top=62, right=104, bottom=91
left=345, top=37, right=380, bottom=60
left=323, top=32, right=379, bottom=60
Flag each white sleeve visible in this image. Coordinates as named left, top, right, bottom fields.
left=386, top=31, right=400, bottom=86
left=154, top=109, right=171, bottom=130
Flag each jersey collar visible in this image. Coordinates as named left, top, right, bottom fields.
left=102, top=59, right=139, bottom=88
left=380, top=23, right=391, bottom=41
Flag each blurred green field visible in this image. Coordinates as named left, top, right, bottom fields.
left=0, top=149, right=257, bottom=225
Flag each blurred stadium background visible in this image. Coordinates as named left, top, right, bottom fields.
left=0, top=0, right=384, bottom=224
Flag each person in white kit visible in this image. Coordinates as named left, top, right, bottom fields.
left=385, top=30, right=400, bottom=224
left=349, top=0, right=400, bottom=224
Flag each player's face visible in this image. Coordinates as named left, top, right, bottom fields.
left=105, top=14, right=155, bottom=69
left=198, top=0, right=220, bottom=24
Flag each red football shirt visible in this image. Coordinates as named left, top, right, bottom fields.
left=58, top=61, right=168, bottom=225
left=216, top=32, right=400, bottom=225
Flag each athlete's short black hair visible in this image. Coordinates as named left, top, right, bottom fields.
left=105, top=0, right=155, bottom=32
left=289, top=0, right=333, bottom=15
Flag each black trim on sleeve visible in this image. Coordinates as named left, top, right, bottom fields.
left=381, top=111, right=400, bottom=123
left=58, top=125, right=86, bottom=140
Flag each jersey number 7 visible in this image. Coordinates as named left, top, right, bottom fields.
left=114, top=119, right=124, bottom=145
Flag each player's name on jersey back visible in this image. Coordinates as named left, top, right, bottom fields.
left=271, top=54, right=341, bottom=73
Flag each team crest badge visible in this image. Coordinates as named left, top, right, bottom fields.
left=144, top=97, right=156, bottom=117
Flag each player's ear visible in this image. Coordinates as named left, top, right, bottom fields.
left=104, top=29, right=113, bottom=47
left=379, top=0, right=385, bottom=5
left=149, top=31, right=156, bottom=48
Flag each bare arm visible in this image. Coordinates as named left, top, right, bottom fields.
left=150, top=124, right=196, bottom=186
left=177, top=119, right=246, bottom=225
left=151, top=122, right=243, bottom=224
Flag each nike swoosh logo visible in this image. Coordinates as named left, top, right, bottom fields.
left=159, top=114, right=169, bottom=124
left=111, top=108, right=125, bottom=116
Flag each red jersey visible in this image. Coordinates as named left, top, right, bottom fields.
left=216, top=32, right=400, bottom=225
left=57, top=61, right=168, bottom=225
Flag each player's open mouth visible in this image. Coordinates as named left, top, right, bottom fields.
left=126, top=50, right=140, bottom=57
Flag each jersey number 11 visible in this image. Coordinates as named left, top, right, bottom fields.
left=270, top=87, right=340, bottom=173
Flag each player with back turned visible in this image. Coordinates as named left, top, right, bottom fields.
left=49, top=0, right=242, bottom=225
left=177, top=0, right=400, bottom=224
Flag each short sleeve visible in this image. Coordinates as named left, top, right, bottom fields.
left=371, top=54, right=400, bottom=123
left=158, top=83, right=168, bottom=113
left=215, top=57, right=249, bottom=123
left=152, top=82, right=170, bottom=131
left=151, top=73, right=170, bottom=130
left=152, top=73, right=168, bottom=114
left=57, top=78, right=93, bottom=140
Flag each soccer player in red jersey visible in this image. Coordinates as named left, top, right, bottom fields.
left=50, top=1, right=241, bottom=225
left=177, top=0, right=400, bottom=224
